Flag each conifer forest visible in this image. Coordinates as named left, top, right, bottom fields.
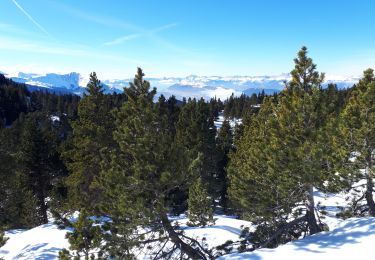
left=1, top=45, right=375, bottom=259
left=2, top=1, right=375, bottom=259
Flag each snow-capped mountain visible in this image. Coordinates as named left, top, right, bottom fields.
left=7, top=72, right=360, bottom=100
left=10, top=72, right=85, bottom=95
left=9, top=72, right=123, bottom=95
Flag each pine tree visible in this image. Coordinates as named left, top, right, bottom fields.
left=58, top=209, right=102, bottom=260
left=0, top=126, right=39, bottom=228
left=339, top=68, right=375, bottom=216
left=224, top=94, right=235, bottom=118
left=1, top=117, right=43, bottom=228
left=187, top=154, right=214, bottom=227
left=228, top=98, right=283, bottom=220
left=1, top=172, right=39, bottom=229
left=98, top=68, right=209, bottom=259
left=216, top=120, right=233, bottom=212
left=18, top=114, right=53, bottom=224
left=228, top=47, right=342, bottom=249
left=175, top=98, right=218, bottom=209
left=156, top=94, right=181, bottom=137
left=64, top=72, right=115, bottom=211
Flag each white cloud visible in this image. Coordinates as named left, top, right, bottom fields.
left=0, top=36, right=145, bottom=64
left=11, top=0, right=50, bottom=36
left=104, top=33, right=142, bottom=46
left=104, top=23, right=178, bottom=46
left=50, top=2, right=184, bottom=53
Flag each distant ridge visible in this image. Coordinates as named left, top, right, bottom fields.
left=6, top=72, right=359, bottom=99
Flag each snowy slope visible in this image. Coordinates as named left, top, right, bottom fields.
left=218, top=185, right=373, bottom=259
left=174, top=215, right=251, bottom=249
left=10, top=72, right=119, bottom=95
left=1, top=215, right=374, bottom=260
left=0, top=216, right=250, bottom=260
left=0, top=224, right=70, bottom=259
left=11, top=72, right=85, bottom=95
left=1, top=174, right=367, bottom=259
left=219, top=217, right=375, bottom=260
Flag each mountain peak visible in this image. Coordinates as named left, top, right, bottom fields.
left=7, top=71, right=360, bottom=99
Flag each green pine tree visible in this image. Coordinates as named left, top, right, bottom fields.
left=228, top=98, right=283, bottom=220
left=58, top=209, right=102, bottom=260
left=187, top=154, right=214, bottom=227
left=18, top=114, right=53, bottom=224
left=175, top=98, right=218, bottom=210
left=0, top=126, right=39, bottom=228
left=216, top=120, right=233, bottom=212
left=338, top=68, right=375, bottom=216
left=64, top=72, right=115, bottom=211
left=98, top=68, right=209, bottom=259
left=228, top=47, right=343, bottom=249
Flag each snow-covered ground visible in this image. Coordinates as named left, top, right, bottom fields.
left=0, top=224, right=70, bottom=259
left=2, top=215, right=374, bottom=259
left=214, top=112, right=242, bottom=129
left=0, top=186, right=372, bottom=259
left=0, top=216, right=250, bottom=260
left=173, top=215, right=251, bottom=249
left=220, top=217, right=375, bottom=260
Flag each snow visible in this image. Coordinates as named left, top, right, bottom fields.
left=217, top=184, right=373, bottom=259
left=50, top=115, right=60, bottom=122
left=173, top=215, right=251, bottom=249
left=0, top=215, right=250, bottom=260
left=214, top=112, right=242, bottom=129
left=1, top=208, right=375, bottom=260
left=0, top=224, right=70, bottom=260
left=13, top=72, right=82, bottom=91
left=8, top=71, right=359, bottom=99
left=219, top=217, right=375, bottom=260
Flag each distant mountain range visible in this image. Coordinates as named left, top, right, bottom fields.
left=3, top=72, right=360, bottom=100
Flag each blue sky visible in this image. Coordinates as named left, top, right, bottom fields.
left=1, top=0, right=375, bottom=79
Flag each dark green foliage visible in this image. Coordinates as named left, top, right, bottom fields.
left=228, top=98, right=284, bottom=220
left=0, top=129, right=39, bottom=228
left=239, top=219, right=306, bottom=251
left=156, top=94, right=181, bottom=137
left=0, top=112, right=66, bottom=228
left=215, top=240, right=234, bottom=256
left=0, top=74, right=130, bottom=223
left=98, top=68, right=209, bottom=259
left=216, top=120, right=233, bottom=212
left=0, top=49, right=373, bottom=259
left=228, top=47, right=346, bottom=249
left=223, top=93, right=264, bottom=119
left=18, top=114, right=55, bottom=224
left=0, top=74, right=80, bottom=127
left=208, top=97, right=224, bottom=119
left=175, top=98, right=218, bottom=212
left=64, top=72, right=116, bottom=211
left=59, top=209, right=102, bottom=260
left=338, top=68, right=375, bottom=216
left=0, top=74, right=29, bottom=126
left=187, top=155, right=214, bottom=227
left=0, top=172, right=40, bottom=229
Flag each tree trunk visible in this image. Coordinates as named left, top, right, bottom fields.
left=365, top=179, right=375, bottom=216
left=160, top=212, right=207, bottom=259
left=39, top=198, right=48, bottom=224
left=36, top=180, right=48, bottom=224
left=365, top=151, right=375, bottom=216
left=258, top=215, right=307, bottom=249
left=305, top=185, right=321, bottom=234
